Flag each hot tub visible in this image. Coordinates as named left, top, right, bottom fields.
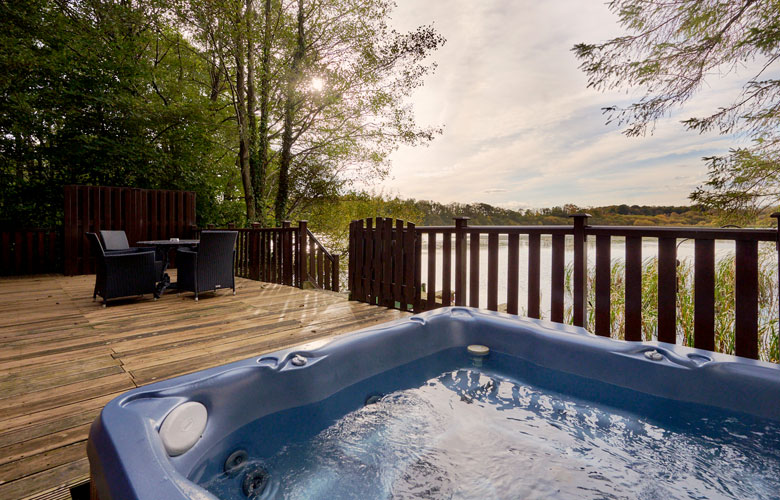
left=87, top=308, right=780, bottom=499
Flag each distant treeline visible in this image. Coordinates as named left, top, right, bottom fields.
left=408, top=200, right=718, bottom=227
left=302, top=194, right=775, bottom=249
left=296, top=193, right=776, bottom=256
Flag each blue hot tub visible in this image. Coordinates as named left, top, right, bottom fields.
left=87, top=308, right=780, bottom=499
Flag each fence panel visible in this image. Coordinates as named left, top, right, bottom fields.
left=0, top=229, right=62, bottom=276
left=349, top=218, right=417, bottom=308
left=63, top=185, right=196, bottom=275
left=348, top=215, right=780, bottom=361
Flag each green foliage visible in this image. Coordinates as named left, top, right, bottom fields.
left=0, top=0, right=241, bottom=227
left=343, top=197, right=726, bottom=227
left=691, top=148, right=780, bottom=224
left=300, top=193, right=769, bottom=239
left=1, top=0, right=442, bottom=228
left=175, top=0, right=444, bottom=224
left=300, top=193, right=745, bottom=293
left=299, top=191, right=424, bottom=255
left=574, top=0, right=780, bottom=218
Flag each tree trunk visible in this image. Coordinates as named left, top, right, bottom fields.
left=275, top=0, right=305, bottom=225
left=209, top=52, right=221, bottom=102
left=256, top=0, right=272, bottom=224
left=277, top=97, right=293, bottom=225
left=235, top=14, right=256, bottom=221
left=246, top=0, right=260, bottom=223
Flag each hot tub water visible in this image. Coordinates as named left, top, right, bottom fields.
left=198, top=350, right=780, bottom=500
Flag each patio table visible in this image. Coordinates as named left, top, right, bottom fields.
left=136, top=239, right=199, bottom=296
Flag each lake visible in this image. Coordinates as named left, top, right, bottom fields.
left=419, top=235, right=770, bottom=314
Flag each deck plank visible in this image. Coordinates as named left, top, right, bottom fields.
left=0, top=273, right=407, bottom=499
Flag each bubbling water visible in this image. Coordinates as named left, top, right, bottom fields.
left=202, top=365, right=780, bottom=499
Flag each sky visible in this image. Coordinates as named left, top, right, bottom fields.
left=377, top=1, right=749, bottom=210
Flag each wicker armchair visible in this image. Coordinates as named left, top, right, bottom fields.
left=176, top=231, right=238, bottom=301
left=100, top=229, right=164, bottom=276
left=86, top=233, right=159, bottom=307
left=99, top=230, right=145, bottom=253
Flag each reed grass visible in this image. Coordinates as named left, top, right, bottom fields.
left=563, top=250, right=779, bottom=362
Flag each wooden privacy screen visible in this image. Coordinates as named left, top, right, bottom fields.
left=349, top=215, right=780, bottom=360
left=0, top=228, right=61, bottom=276
left=64, top=185, right=196, bottom=275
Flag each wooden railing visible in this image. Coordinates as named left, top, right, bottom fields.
left=0, top=228, right=62, bottom=276
left=303, top=225, right=340, bottom=292
left=348, top=215, right=780, bottom=360
left=192, top=221, right=339, bottom=292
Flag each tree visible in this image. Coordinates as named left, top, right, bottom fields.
left=175, top=0, right=263, bottom=221
left=275, top=0, right=306, bottom=224
left=269, top=0, right=445, bottom=225
left=0, top=0, right=241, bottom=227
left=303, top=191, right=424, bottom=255
left=573, top=0, right=780, bottom=221
left=178, top=0, right=444, bottom=226
left=1, top=0, right=442, bottom=228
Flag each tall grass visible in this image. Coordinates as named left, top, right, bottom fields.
left=563, top=250, right=779, bottom=362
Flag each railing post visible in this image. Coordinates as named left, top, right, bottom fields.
left=333, top=254, right=340, bottom=292
left=353, top=219, right=365, bottom=302
left=128, top=187, right=141, bottom=248
left=570, top=213, right=591, bottom=328
left=772, top=213, right=780, bottom=336
left=207, top=224, right=215, bottom=230
left=63, top=185, right=75, bottom=275
left=298, top=220, right=308, bottom=288
left=250, top=222, right=261, bottom=280
left=348, top=221, right=355, bottom=298
left=282, top=221, right=291, bottom=285
left=454, top=217, right=469, bottom=306
left=227, top=222, right=236, bottom=229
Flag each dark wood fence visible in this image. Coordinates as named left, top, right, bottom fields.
left=349, top=215, right=780, bottom=360
left=348, top=218, right=418, bottom=311
left=64, top=185, right=196, bottom=275
left=0, top=228, right=62, bottom=276
left=193, top=221, right=339, bottom=292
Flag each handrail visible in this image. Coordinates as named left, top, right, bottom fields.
left=349, top=215, right=780, bottom=362
left=585, top=225, right=775, bottom=240
left=306, top=229, right=335, bottom=261
left=415, top=224, right=777, bottom=240
left=417, top=225, right=574, bottom=234
left=221, top=227, right=296, bottom=232
left=301, top=224, right=339, bottom=292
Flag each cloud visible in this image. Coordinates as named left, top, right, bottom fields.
left=379, top=1, right=752, bottom=208
left=499, top=200, right=533, bottom=210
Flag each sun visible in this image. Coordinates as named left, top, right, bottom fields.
left=310, top=77, right=324, bottom=92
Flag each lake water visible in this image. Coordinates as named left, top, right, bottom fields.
left=419, top=235, right=767, bottom=314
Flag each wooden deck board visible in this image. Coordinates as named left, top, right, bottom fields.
left=0, top=273, right=406, bottom=499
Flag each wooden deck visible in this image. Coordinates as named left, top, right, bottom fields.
left=0, top=273, right=407, bottom=500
